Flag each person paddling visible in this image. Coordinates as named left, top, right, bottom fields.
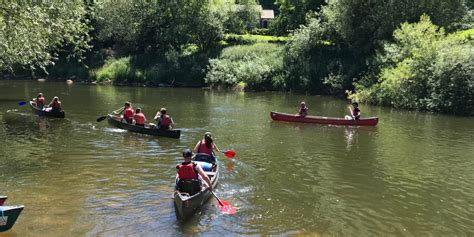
left=121, top=102, right=134, bottom=123
left=134, top=108, right=146, bottom=126
left=48, top=96, right=62, bottom=112
left=194, top=132, right=220, bottom=157
left=345, top=102, right=361, bottom=120
left=297, top=101, right=308, bottom=116
left=154, top=108, right=174, bottom=129
left=34, top=93, right=45, bottom=109
left=176, top=149, right=212, bottom=195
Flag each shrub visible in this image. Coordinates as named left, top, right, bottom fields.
left=351, top=15, right=473, bottom=115
left=205, top=43, right=285, bottom=90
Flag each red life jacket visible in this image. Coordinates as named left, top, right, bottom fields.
left=177, top=162, right=198, bottom=180
left=160, top=115, right=170, bottom=126
left=197, top=139, right=213, bottom=156
left=36, top=97, right=45, bottom=106
left=124, top=108, right=134, bottom=120
left=134, top=112, right=145, bottom=125
left=52, top=101, right=61, bottom=110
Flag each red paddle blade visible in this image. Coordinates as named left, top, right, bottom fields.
left=223, top=150, right=236, bottom=158
left=217, top=200, right=237, bottom=214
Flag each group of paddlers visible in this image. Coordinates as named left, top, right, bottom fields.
left=177, top=132, right=221, bottom=194
left=115, top=101, right=174, bottom=129
left=297, top=101, right=361, bottom=120
left=32, top=93, right=62, bottom=112
left=116, top=101, right=219, bottom=194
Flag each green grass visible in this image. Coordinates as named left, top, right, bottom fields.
left=224, top=34, right=289, bottom=44
left=447, top=29, right=474, bottom=41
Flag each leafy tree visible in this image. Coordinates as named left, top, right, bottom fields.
left=350, top=15, right=473, bottom=115
left=271, top=0, right=326, bottom=35
left=221, top=0, right=260, bottom=34
left=283, top=0, right=470, bottom=95
left=0, top=1, right=91, bottom=73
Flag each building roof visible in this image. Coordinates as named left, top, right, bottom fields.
left=261, top=9, right=274, bottom=19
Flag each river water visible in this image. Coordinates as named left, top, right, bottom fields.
left=0, top=80, right=473, bottom=236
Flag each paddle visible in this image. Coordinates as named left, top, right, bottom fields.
left=18, top=101, right=26, bottom=106
left=211, top=191, right=237, bottom=214
left=222, top=150, right=236, bottom=159
left=96, top=107, right=124, bottom=122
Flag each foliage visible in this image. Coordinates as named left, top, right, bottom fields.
left=283, top=15, right=345, bottom=94
left=270, top=0, right=326, bottom=35
left=221, top=0, right=260, bottom=34
left=224, top=34, right=288, bottom=44
left=0, top=1, right=91, bottom=73
left=350, top=16, right=473, bottom=115
left=93, top=0, right=224, bottom=54
left=92, top=1, right=153, bottom=52
left=282, top=0, right=470, bottom=95
left=205, top=43, right=285, bottom=90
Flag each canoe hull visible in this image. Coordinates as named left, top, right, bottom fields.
left=270, top=111, right=378, bottom=126
left=0, top=196, right=6, bottom=206
left=29, top=101, right=65, bottom=118
left=107, top=115, right=181, bottom=139
left=173, top=156, right=219, bottom=220
left=0, top=205, right=24, bottom=233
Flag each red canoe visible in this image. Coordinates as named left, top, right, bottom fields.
left=270, top=111, right=378, bottom=126
left=0, top=196, right=6, bottom=206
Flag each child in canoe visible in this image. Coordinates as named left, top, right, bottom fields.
left=345, top=102, right=360, bottom=120
left=297, top=101, right=308, bottom=116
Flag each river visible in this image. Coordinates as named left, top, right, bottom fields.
left=0, top=80, right=473, bottom=236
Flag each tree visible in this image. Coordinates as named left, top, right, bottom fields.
left=271, top=0, right=326, bottom=35
left=0, top=1, right=91, bottom=73
left=350, top=15, right=474, bottom=115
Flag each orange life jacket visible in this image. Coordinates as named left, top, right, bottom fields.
left=124, top=108, right=134, bottom=120
left=197, top=139, right=213, bottom=156
left=134, top=112, right=145, bottom=125
left=177, top=162, right=198, bottom=180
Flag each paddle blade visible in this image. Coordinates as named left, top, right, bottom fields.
left=217, top=199, right=237, bottom=214
left=18, top=101, right=26, bottom=106
left=223, top=150, right=236, bottom=158
left=96, top=115, right=107, bottom=122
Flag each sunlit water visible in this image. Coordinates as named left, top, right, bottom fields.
left=0, top=80, right=473, bottom=236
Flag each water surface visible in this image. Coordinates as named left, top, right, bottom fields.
left=1, top=80, right=473, bottom=236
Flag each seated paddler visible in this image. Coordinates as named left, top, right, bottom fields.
left=193, top=132, right=220, bottom=163
left=176, top=149, right=212, bottom=195
left=133, top=108, right=146, bottom=127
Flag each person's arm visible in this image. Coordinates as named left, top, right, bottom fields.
left=196, top=165, right=212, bottom=191
left=193, top=141, right=201, bottom=153
left=169, top=117, right=174, bottom=129
left=154, top=112, right=160, bottom=120
left=113, top=107, right=125, bottom=115
left=213, top=143, right=221, bottom=153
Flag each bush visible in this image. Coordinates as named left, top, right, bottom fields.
left=205, top=43, right=285, bottom=90
left=223, top=34, right=288, bottom=45
left=351, top=16, right=473, bottom=115
left=94, top=57, right=133, bottom=82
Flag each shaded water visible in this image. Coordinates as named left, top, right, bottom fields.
left=0, top=80, right=473, bottom=236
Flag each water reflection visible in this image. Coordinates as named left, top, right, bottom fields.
left=0, top=80, right=473, bottom=236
